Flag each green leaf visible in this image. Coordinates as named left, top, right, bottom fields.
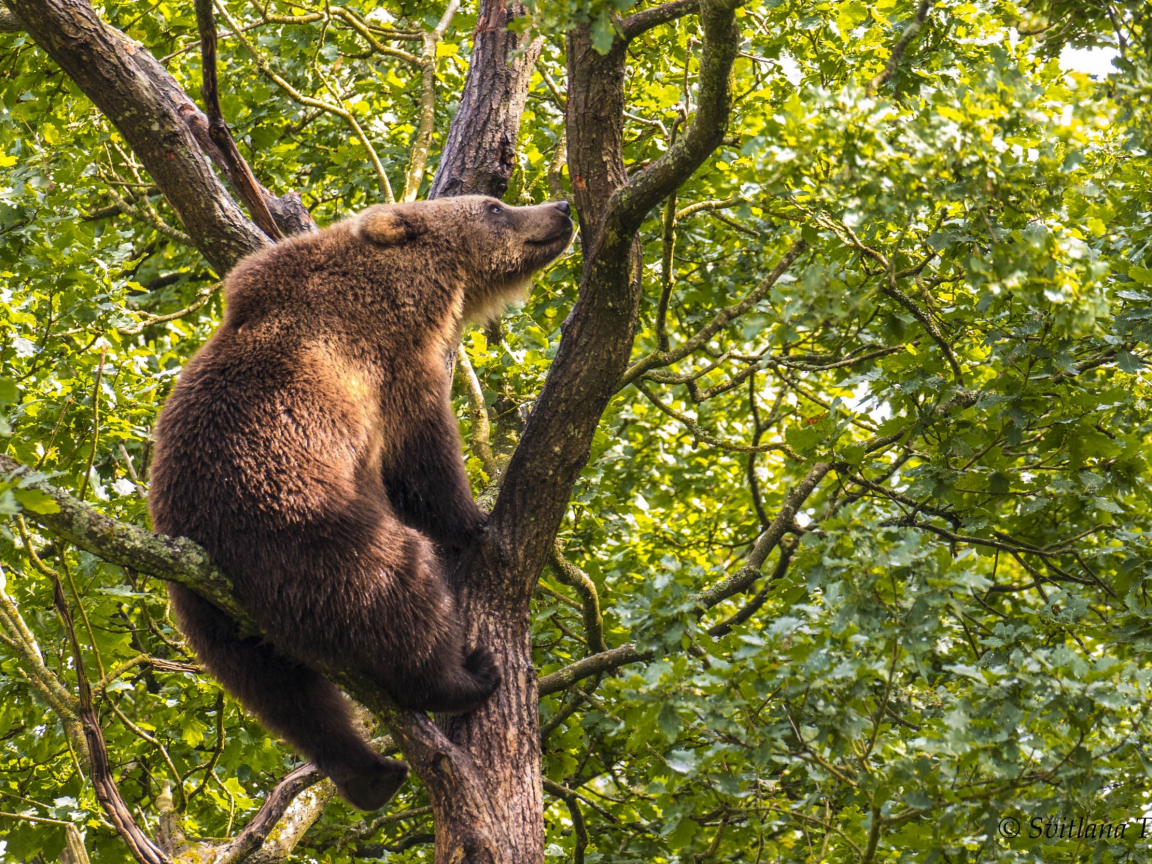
left=11, top=488, right=60, bottom=514
left=835, top=0, right=868, bottom=35
left=591, top=10, right=616, bottom=54
left=1116, top=350, right=1143, bottom=372
left=1129, top=265, right=1152, bottom=286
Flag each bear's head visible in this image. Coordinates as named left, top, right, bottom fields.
left=355, top=196, right=574, bottom=322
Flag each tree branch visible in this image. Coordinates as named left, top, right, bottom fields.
left=428, top=0, right=541, bottom=198
left=455, top=345, right=497, bottom=478
left=548, top=542, right=606, bottom=654
left=0, top=454, right=250, bottom=627
left=542, top=779, right=589, bottom=864
left=402, top=0, right=460, bottom=201
left=6, top=0, right=270, bottom=273
left=214, top=764, right=326, bottom=864
left=621, top=0, right=700, bottom=41
left=539, top=644, right=646, bottom=696
left=212, top=0, right=395, bottom=203
left=698, top=460, right=831, bottom=608
left=606, top=0, right=743, bottom=237
left=866, top=0, right=932, bottom=95
left=634, top=381, right=800, bottom=456
left=193, top=0, right=282, bottom=241
left=620, top=238, right=808, bottom=388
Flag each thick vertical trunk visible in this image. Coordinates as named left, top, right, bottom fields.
left=428, top=0, right=542, bottom=199
left=426, top=22, right=640, bottom=864
left=420, top=1, right=547, bottom=861
left=439, top=546, right=542, bottom=864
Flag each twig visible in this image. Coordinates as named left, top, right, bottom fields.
left=535, top=57, right=567, bottom=111
left=214, top=0, right=395, bottom=201
left=824, top=217, right=962, bottom=383
left=674, top=196, right=741, bottom=220
left=866, top=0, right=932, bottom=95
left=542, top=778, right=589, bottom=864
left=455, top=346, right=496, bottom=477
left=402, top=0, right=460, bottom=201
left=78, top=346, right=107, bottom=502
left=106, top=699, right=186, bottom=810
left=51, top=575, right=170, bottom=863
left=620, top=239, right=808, bottom=388
left=117, top=284, right=221, bottom=336
left=635, top=381, right=800, bottom=457
left=100, top=187, right=192, bottom=245
left=0, top=810, right=74, bottom=826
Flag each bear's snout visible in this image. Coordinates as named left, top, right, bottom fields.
left=531, top=201, right=573, bottom=246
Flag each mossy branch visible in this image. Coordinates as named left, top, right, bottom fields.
left=0, top=455, right=251, bottom=629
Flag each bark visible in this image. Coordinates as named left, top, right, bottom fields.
left=416, top=1, right=553, bottom=860
left=60, top=825, right=92, bottom=864
left=427, top=0, right=542, bottom=199
left=438, top=5, right=745, bottom=863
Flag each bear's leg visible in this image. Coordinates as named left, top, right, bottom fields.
left=168, top=585, right=408, bottom=811
left=382, top=399, right=486, bottom=551
left=304, top=531, right=502, bottom=715
left=405, top=643, right=503, bottom=715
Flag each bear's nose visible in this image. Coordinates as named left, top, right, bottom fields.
left=554, top=200, right=571, bottom=217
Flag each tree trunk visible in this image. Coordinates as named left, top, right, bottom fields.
left=428, top=0, right=542, bottom=199
left=419, top=1, right=547, bottom=859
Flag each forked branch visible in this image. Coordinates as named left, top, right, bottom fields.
left=607, top=0, right=744, bottom=238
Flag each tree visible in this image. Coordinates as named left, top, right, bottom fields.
left=0, top=0, right=1150, bottom=861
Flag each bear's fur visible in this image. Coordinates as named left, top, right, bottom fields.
left=148, top=196, right=573, bottom=811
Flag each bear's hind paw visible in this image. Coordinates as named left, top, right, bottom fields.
left=464, top=646, right=502, bottom=694
left=334, top=757, right=410, bottom=812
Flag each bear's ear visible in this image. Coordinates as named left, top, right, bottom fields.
left=357, top=205, right=426, bottom=247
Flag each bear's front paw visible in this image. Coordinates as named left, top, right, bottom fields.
left=465, top=509, right=490, bottom=542
left=334, top=757, right=410, bottom=812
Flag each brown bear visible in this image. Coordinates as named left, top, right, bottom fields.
left=148, top=196, right=573, bottom=811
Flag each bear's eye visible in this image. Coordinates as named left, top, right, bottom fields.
left=488, top=204, right=503, bottom=215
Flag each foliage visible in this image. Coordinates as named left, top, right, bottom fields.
left=1, top=0, right=1151, bottom=861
